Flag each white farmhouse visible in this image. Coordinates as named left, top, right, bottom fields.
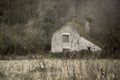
left=51, top=21, right=103, bottom=53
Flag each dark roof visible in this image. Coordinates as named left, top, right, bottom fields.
left=65, top=22, right=103, bottom=48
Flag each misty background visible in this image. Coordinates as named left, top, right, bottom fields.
left=0, top=0, right=120, bottom=56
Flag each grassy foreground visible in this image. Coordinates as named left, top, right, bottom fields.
left=0, top=58, right=119, bottom=80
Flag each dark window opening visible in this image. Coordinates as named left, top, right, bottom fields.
left=63, top=35, right=69, bottom=42
left=87, top=47, right=91, bottom=50
left=63, top=48, right=69, bottom=52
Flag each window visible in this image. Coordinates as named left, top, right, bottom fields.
left=63, top=48, right=69, bottom=52
left=63, top=35, right=69, bottom=42
left=87, top=47, right=91, bottom=51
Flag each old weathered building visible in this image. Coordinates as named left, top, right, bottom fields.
left=51, top=22, right=103, bottom=53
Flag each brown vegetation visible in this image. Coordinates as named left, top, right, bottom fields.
left=0, top=58, right=119, bottom=80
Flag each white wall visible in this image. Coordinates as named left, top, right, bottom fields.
left=51, top=25, right=101, bottom=53
left=79, top=37, right=101, bottom=51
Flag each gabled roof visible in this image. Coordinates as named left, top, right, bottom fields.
left=65, top=22, right=104, bottom=48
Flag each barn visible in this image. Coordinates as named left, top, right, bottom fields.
left=51, top=21, right=103, bottom=53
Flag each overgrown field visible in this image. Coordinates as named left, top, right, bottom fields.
left=0, top=58, right=119, bottom=80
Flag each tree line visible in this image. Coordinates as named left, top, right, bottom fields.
left=0, top=0, right=119, bottom=57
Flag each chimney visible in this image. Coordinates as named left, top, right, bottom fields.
left=85, top=18, right=92, bottom=34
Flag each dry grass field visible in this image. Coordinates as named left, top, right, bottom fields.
left=0, top=58, right=119, bottom=80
